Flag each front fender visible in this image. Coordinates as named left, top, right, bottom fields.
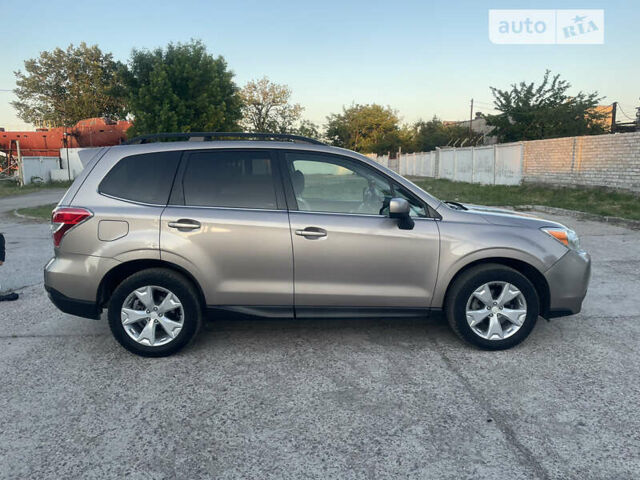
left=431, top=221, right=566, bottom=308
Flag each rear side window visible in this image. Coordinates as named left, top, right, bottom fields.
left=181, top=150, right=277, bottom=209
left=99, top=151, right=181, bottom=205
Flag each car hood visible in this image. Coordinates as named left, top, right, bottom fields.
left=452, top=203, right=566, bottom=229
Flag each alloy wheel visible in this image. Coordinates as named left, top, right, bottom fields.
left=465, top=281, right=527, bottom=340
left=120, top=285, right=184, bottom=347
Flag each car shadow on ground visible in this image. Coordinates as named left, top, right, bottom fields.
left=186, top=310, right=559, bottom=355
left=191, top=311, right=457, bottom=351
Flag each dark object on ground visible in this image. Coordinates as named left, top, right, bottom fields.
left=0, top=292, right=18, bottom=301
left=0, top=233, right=5, bottom=262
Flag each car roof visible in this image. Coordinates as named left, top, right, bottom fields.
left=109, top=140, right=352, bottom=156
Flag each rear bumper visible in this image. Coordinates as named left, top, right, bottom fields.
left=544, top=249, right=591, bottom=318
left=45, top=285, right=101, bottom=320
left=44, top=254, right=117, bottom=320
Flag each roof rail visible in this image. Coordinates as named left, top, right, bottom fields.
left=124, top=132, right=326, bottom=146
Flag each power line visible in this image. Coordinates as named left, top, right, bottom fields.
left=474, top=102, right=496, bottom=108
left=618, top=104, right=638, bottom=115
left=616, top=104, right=636, bottom=121
left=473, top=100, right=499, bottom=112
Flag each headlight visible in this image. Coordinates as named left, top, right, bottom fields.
left=541, top=227, right=581, bottom=251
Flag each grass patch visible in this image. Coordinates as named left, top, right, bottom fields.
left=410, top=177, right=640, bottom=221
left=15, top=203, right=57, bottom=221
left=0, top=179, right=72, bottom=198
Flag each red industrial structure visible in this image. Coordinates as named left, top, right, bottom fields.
left=0, top=117, right=131, bottom=175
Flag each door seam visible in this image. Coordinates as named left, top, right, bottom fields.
left=286, top=208, right=297, bottom=318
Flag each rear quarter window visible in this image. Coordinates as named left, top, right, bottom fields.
left=99, top=151, right=181, bottom=205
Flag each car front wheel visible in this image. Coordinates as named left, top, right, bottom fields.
left=445, top=264, right=539, bottom=350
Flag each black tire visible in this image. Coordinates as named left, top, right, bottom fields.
left=108, top=268, right=202, bottom=357
left=445, top=264, right=539, bottom=350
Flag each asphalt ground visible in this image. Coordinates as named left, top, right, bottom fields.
left=1, top=194, right=638, bottom=479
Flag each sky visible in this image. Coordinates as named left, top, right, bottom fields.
left=0, top=0, right=638, bottom=130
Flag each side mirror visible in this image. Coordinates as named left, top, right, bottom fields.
left=389, top=197, right=415, bottom=230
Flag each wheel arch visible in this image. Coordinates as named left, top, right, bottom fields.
left=97, top=259, right=207, bottom=311
left=440, top=257, right=551, bottom=318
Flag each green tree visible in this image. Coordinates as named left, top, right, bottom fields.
left=485, top=70, right=606, bottom=142
left=325, top=104, right=402, bottom=154
left=411, top=117, right=471, bottom=152
left=125, top=40, right=242, bottom=137
left=12, top=43, right=126, bottom=127
left=240, top=77, right=304, bottom=133
left=294, top=119, right=321, bottom=139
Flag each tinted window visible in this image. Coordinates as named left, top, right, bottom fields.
left=99, top=151, right=181, bottom=205
left=286, top=153, right=427, bottom=217
left=182, top=150, right=277, bottom=209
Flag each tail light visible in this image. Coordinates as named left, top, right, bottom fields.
left=51, top=207, right=92, bottom=247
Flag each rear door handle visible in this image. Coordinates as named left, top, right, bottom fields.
left=168, top=219, right=201, bottom=230
left=295, top=227, right=327, bottom=238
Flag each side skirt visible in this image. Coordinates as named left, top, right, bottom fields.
left=206, top=305, right=435, bottom=319
left=207, top=306, right=294, bottom=318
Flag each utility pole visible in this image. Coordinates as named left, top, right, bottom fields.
left=63, top=128, right=71, bottom=181
left=611, top=102, right=617, bottom=133
left=16, top=139, right=23, bottom=186
left=469, top=99, right=474, bottom=137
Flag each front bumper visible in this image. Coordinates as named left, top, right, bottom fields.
left=544, top=249, right=591, bottom=318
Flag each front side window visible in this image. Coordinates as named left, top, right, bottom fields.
left=99, top=151, right=181, bottom=205
left=182, top=150, right=277, bottom=209
left=285, top=152, right=427, bottom=217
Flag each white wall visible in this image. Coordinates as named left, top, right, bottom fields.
left=455, top=149, right=473, bottom=183
left=370, top=154, right=390, bottom=169
left=438, top=149, right=456, bottom=180
left=494, top=143, right=523, bottom=186
left=59, top=148, right=97, bottom=178
left=18, top=147, right=103, bottom=184
left=473, top=146, right=495, bottom=184
left=21, top=157, right=61, bottom=184
left=393, top=143, right=524, bottom=185
left=398, top=152, right=436, bottom=177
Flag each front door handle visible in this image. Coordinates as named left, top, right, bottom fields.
left=168, top=219, right=201, bottom=230
left=295, top=227, right=327, bottom=238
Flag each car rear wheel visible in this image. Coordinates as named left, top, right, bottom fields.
left=108, top=268, right=202, bottom=357
left=445, top=264, right=539, bottom=350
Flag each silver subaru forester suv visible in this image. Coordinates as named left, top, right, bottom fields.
left=45, top=133, right=591, bottom=357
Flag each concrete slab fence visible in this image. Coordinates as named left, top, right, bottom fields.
left=393, top=142, right=524, bottom=185
left=20, top=157, right=62, bottom=185
left=368, top=131, right=640, bottom=192
left=17, top=147, right=104, bottom=184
